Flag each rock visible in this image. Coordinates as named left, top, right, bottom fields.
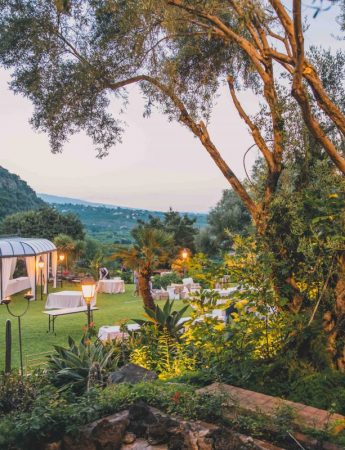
left=108, top=364, right=157, bottom=385
left=44, top=442, right=62, bottom=450
left=63, top=435, right=96, bottom=450
left=123, top=432, right=136, bottom=444
left=91, top=416, right=128, bottom=450
left=121, top=438, right=168, bottom=449
left=64, top=411, right=130, bottom=450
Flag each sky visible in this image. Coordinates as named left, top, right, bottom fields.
left=0, top=4, right=344, bottom=213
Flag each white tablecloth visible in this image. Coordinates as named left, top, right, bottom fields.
left=98, top=279, right=125, bottom=294
left=5, top=277, right=31, bottom=296
left=98, top=324, right=140, bottom=341
left=45, top=291, right=96, bottom=310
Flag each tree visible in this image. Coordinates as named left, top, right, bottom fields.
left=115, top=228, right=173, bottom=310
left=132, top=208, right=198, bottom=253
left=53, top=233, right=85, bottom=269
left=1, top=1, right=344, bottom=231
left=1, top=206, right=85, bottom=241
left=1, top=1, right=345, bottom=363
left=207, top=189, right=252, bottom=252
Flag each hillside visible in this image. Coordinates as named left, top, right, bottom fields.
left=51, top=202, right=207, bottom=243
left=0, top=166, right=45, bottom=221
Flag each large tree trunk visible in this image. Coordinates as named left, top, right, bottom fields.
left=138, top=272, right=155, bottom=311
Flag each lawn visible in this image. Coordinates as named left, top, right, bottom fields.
left=0, top=283, right=188, bottom=371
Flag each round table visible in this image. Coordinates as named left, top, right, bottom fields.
left=98, top=279, right=125, bottom=294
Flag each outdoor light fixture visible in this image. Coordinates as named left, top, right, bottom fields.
left=38, top=257, right=44, bottom=300
left=81, top=275, right=96, bottom=328
left=59, top=254, right=65, bottom=288
left=182, top=249, right=188, bottom=260
left=1, top=291, right=32, bottom=376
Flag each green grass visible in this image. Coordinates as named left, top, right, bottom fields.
left=0, top=283, right=188, bottom=371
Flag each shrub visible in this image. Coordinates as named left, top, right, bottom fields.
left=98, top=381, right=224, bottom=421
left=151, top=272, right=182, bottom=289
left=0, top=381, right=224, bottom=449
left=289, top=371, right=345, bottom=414
left=47, top=336, right=120, bottom=393
left=0, top=371, right=47, bottom=417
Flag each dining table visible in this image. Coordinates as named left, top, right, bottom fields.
left=45, top=290, right=96, bottom=310
left=98, top=279, right=125, bottom=294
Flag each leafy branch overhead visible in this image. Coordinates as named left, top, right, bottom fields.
left=1, top=0, right=345, bottom=229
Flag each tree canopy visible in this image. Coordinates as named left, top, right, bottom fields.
left=1, top=0, right=344, bottom=230
left=132, top=208, right=198, bottom=253
left=1, top=206, right=85, bottom=241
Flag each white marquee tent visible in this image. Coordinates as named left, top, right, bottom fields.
left=0, top=237, right=57, bottom=300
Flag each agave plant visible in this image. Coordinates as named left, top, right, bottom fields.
left=47, top=336, right=119, bottom=393
left=135, top=299, right=189, bottom=338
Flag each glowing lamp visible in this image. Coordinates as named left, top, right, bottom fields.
left=38, top=258, right=44, bottom=270
left=59, top=254, right=65, bottom=262
left=181, top=249, right=188, bottom=260
left=81, top=275, right=96, bottom=305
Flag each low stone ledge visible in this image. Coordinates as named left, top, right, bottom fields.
left=44, top=402, right=286, bottom=450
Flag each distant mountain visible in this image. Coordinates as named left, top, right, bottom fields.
left=0, top=166, right=46, bottom=221
left=40, top=193, right=207, bottom=244
left=38, top=193, right=117, bottom=208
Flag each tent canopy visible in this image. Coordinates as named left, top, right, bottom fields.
left=0, top=237, right=57, bottom=299
left=0, top=237, right=56, bottom=257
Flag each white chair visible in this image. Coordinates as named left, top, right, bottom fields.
left=167, top=286, right=180, bottom=300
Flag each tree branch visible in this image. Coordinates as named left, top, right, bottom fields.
left=227, top=76, right=275, bottom=171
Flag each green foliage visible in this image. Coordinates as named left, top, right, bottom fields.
left=1, top=206, right=85, bottom=241
left=0, top=371, right=47, bottom=417
left=115, top=227, right=173, bottom=273
left=289, top=371, right=345, bottom=414
left=135, top=299, right=189, bottom=338
left=52, top=203, right=207, bottom=244
left=204, top=189, right=252, bottom=255
left=186, top=253, right=226, bottom=288
left=130, top=300, right=193, bottom=377
left=133, top=208, right=199, bottom=253
left=0, top=380, right=224, bottom=449
left=0, top=166, right=45, bottom=221
left=47, top=336, right=119, bottom=394
left=151, top=272, right=182, bottom=289
left=98, top=381, right=224, bottom=421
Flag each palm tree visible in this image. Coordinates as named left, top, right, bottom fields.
left=114, top=228, right=173, bottom=310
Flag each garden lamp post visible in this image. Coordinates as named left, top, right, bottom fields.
left=1, top=291, right=33, bottom=376
left=81, top=275, right=96, bottom=328
left=59, top=254, right=65, bottom=288
left=181, top=248, right=188, bottom=277
left=38, top=257, right=44, bottom=300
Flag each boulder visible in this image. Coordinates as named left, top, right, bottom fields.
left=63, top=411, right=129, bottom=450
left=108, top=364, right=157, bottom=385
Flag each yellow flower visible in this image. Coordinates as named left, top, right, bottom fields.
left=215, top=323, right=225, bottom=331
left=329, top=193, right=338, bottom=199
left=235, top=299, right=248, bottom=310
